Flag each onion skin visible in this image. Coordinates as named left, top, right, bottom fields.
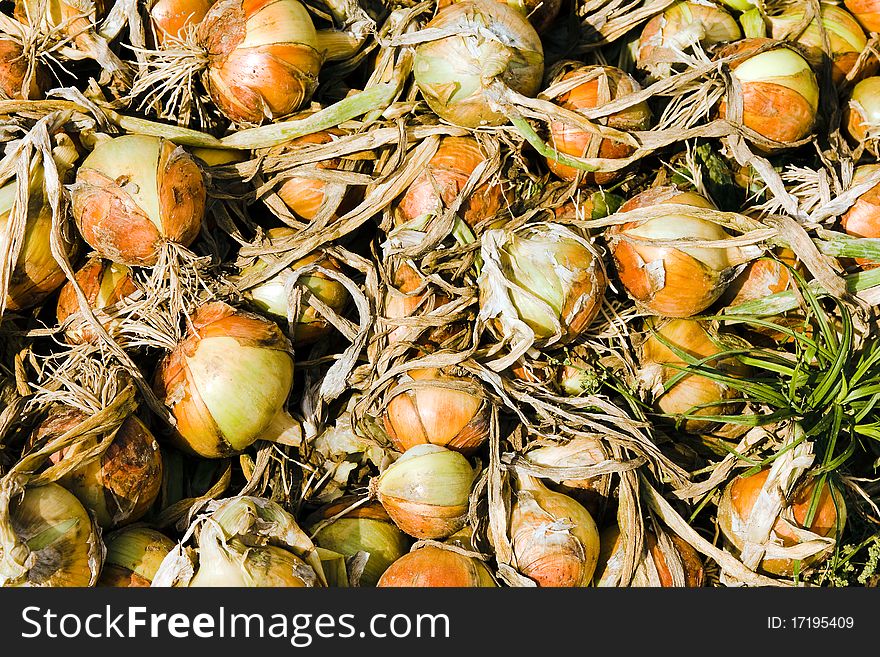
left=846, top=0, right=880, bottom=33
left=383, top=262, right=457, bottom=346
left=72, top=135, right=205, bottom=267
left=437, top=0, right=560, bottom=33
left=383, top=368, right=490, bottom=455
left=546, top=66, right=652, bottom=185
left=393, top=136, right=503, bottom=229
left=98, top=527, right=177, bottom=587
left=609, top=187, right=734, bottom=318
left=377, top=546, right=497, bottom=587
left=153, top=301, right=296, bottom=458
left=413, top=0, right=544, bottom=128
left=718, top=469, right=846, bottom=576
left=56, top=258, right=137, bottom=344
left=842, top=165, right=880, bottom=269
left=844, top=77, right=880, bottom=156
left=197, top=0, right=322, bottom=125
left=595, top=525, right=704, bottom=587
left=0, top=39, right=48, bottom=100
left=151, top=0, right=215, bottom=44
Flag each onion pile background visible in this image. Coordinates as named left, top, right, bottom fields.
left=0, top=0, right=879, bottom=588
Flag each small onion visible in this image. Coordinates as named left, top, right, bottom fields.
left=153, top=301, right=299, bottom=458
left=308, top=499, right=410, bottom=587
left=546, top=66, right=652, bottom=185
left=151, top=0, right=215, bottom=45
left=608, top=187, right=737, bottom=317
left=479, top=223, right=607, bottom=344
left=723, top=248, right=800, bottom=305
left=845, top=0, right=880, bottom=33
left=718, top=468, right=846, bottom=576
left=0, top=38, right=49, bottom=100
left=841, top=165, right=880, bottom=268
left=595, top=525, right=704, bottom=587
left=377, top=546, right=497, bottom=587
left=55, top=257, right=138, bottom=344
left=71, top=135, right=205, bottom=267
left=374, top=444, right=474, bottom=540
left=844, top=77, right=880, bottom=156
left=98, top=527, right=177, bottom=587
left=197, top=0, right=322, bottom=125
left=769, top=5, right=870, bottom=85
left=509, top=475, right=600, bottom=587
left=0, top=482, right=101, bottom=587
left=383, top=368, right=490, bottom=455
left=393, top=136, right=503, bottom=230
left=639, top=319, right=746, bottom=434
left=716, top=39, right=819, bottom=147
left=413, top=0, right=544, bottom=128
left=383, top=262, right=456, bottom=345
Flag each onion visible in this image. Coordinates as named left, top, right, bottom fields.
left=508, top=475, right=600, bottom=587
left=98, top=527, right=177, bottom=587
left=151, top=0, right=215, bottom=45
left=479, top=223, right=607, bottom=345
left=638, top=318, right=745, bottom=434
left=0, top=482, right=101, bottom=587
left=56, top=257, right=138, bottom=344
left=30, top=406, right=163, bottom=529
left=546, top=66, right=652, bottom=185
left=769, top=5, right=869, bottom=85
left=377, top=545, right=497, bottom=587
left=153, top=301, right=299, bottom=458
left=608, top=187, right=738, bottom=317
left=15, top=0, right=109, bottom=32
left=412, top=0, right=544, bottom=128
left=308, top=499, right=410, bottom=587
left=723, top=248, right=800, bottom=305
left=716, top=39, right=820, bottom=147
left=637, top=3, right=741, bottom=75
left=383, top=262, right=456, bottom=345
left=844, top=77, right=880, bottom=156
left=841, top=165, right=880, bottom=268
left=197, top=0, right=322, bottom=125
left=71, top=135, right=205, bottom=267
left=845, top=0, right=880, bottom=33
left=393, top=136, right=503, bottom=230
left=718, top=468, right=846, bottom=576
left=438, top=0, right=560, bottom=33
left=373, top=444, right=474, bottom=540
left=523, top=437, right=607, bottom=492
left=595, top=525, right=704, bottom=587
left=717, top=0, right=755, bottom=10
left=0, top=38, right=48, bottom=100
left=382, top=368, right=490, bottom=455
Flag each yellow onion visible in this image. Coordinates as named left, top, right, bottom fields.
left=15, top=0, right=108, bottom=33
left=382, top=368, right=490, bottom=455
left=153, top=301, right=299, bottom=458
left=71, top=135, right=205, bottom=267
left=521, top=437, right=608, bottom=515
left=438, top=0, right=560, bottom=33
left=842, top=165, right=880, bottom=268
left=307, top=499, right=410, bottom=587
left=196, top=0, right=321, bottom=125
left=723, top=248, right=800, bottom=305
left=238, top=229, right=349, bottom=346
left=479, top=223, right=607, bottom=345
left=846, top=0, right=880, bottom=33
left=151, top=0, right=215, bottom=44
left=393, top=136, right=503, bottom=230
left=546, top=66, right=652, bottom=185
left=0, top=482, right=101, bottom=587
left=413, top=0, right=544, bottom=128
left=844, top=77, right=880, bottom=156
left=718, top=468, right=846, bottom=576
left=637, top=3, right=741, bottom=75
left=608, top=187, right=738, bottom=317
left=373, top=444, right=474, bottom=540
left=383, top=262, right=457, bottom=346
left=718, top=0, right=755, bottom=10
left=769, top=5, right=870, bottom=85
left=0, top=38, right=49, bottom=100
left=377, top=545, right=496, bottom=587
left=595, top=525, right=704, bottom=587
left=98, top=527, right=177, bottom=587
left=508, top=475, right=600, bottom=587
left=716, top=39, right=819, bottom=148
left=55, top=257, right=138, bottom=344
left=639, top=318, right=746, bottom=434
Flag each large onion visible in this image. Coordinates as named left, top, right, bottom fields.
left=413, top=0, right=544, bottom=128
left=841, top=165, right=880, bottom=268
left=56, top=257, right=138, bottom=344
left=377, top=545, right=497, bottom=587
left=844, top=77, right=880, bottom=156
left=98, top=527, right=177, bottom=587
left=153, top=301, right=299, bottom=458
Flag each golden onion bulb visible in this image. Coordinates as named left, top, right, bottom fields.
left=98, top=527, right=177, bottom=587
left=151, top=0, right=214, bottom=45
left=377, top=546, right=497, bottom=587
left=0, top=38, right=48, bottom=99
left=845, top=0, right=880, bottom=33
left=844, top=77, right=880, bottom=157
left=383, top=262, right=457, bottom=346
left=842, top=165, right=880, bottom=268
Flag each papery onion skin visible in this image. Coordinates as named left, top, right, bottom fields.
left=151, top=0, right=215, bottom=45
left=437, top=0, right=561, bottom=33
left=72, top=135, right=205, bottom=267
left=153, top=301, right=296, bottom=458
left=383, top=262, right=458, bottom=346
left=377, top=546, right=497, bottom=587
left=197, top=0, right=322, bottom=125
left=845, top=0, right=880, bottom=33
left=842, top=165, right=880, bottom=268
left=546, top=66, right=652, bottom=185
left=375, top=444, right=474, bottom=540
left=716, top=39, right=819, bottom=147
left=609, top=187, right=735, bottom=318
left=383, top=368, right=490, bottom=455
left=718, top=469, right=846, bottom=576
left=595, top=525, right=704, bottom=587
left=393, top=136, right=503, bottom=230
left=191, top=540, right=315, bottom=587
left=15, top=0, right=109, bottom=29
left=844, top=77, right=880, bottom=156
left=413, top=0, right=544, bottom=128
left=0, top=39, right=48, bottom=100
left=56, top=257, right=137, bottom=344
left=98, top=527, right=177, bottom=587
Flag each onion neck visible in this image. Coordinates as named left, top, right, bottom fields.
left=261, top=408, right=302, bottom=447
left=315, top=29, right=363, bottom=62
